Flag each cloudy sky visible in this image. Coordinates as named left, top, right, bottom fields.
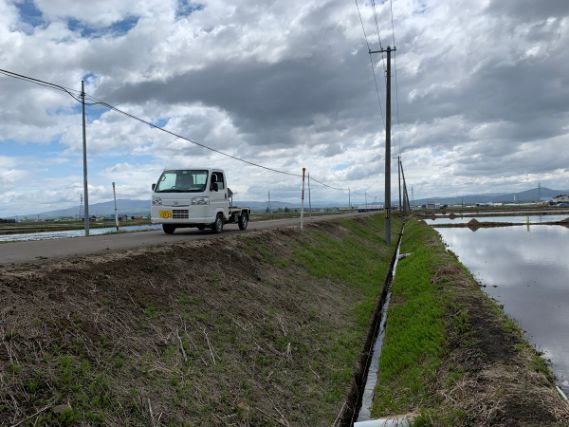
left=1, top=0, right=568, bottom=216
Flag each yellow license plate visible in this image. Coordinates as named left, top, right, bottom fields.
left=159, top=210, right=173, bottom=219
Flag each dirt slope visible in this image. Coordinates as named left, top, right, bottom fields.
left=0, top=216, right=399, bottom=426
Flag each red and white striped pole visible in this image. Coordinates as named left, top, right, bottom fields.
left=300, top=167, right=306, bottom=231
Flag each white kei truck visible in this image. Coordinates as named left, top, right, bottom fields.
left=151, top=168, right=250, bottom=234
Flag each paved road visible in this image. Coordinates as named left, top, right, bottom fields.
left=0, top=212, right=367, bottom=266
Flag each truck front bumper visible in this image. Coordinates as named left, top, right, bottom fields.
left=151, top=206, right=215, bottom=225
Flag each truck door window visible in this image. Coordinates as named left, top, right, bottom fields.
left=212, top=172, right=225, bottom=190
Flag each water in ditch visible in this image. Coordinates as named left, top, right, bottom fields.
left=356, top=230, right=404, bottom=423
left=436, top=225, right=569, bottom=395
left=0, top=224, right=161, bottom=242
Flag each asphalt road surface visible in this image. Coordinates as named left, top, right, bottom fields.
left=0, top=212, right=370, bottom=266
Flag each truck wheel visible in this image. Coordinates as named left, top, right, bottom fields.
left=211, top=214, right=224, bottom=234
left=238, top=212, right=249, bottom=231
left=163, top=224, right=176, bottom=234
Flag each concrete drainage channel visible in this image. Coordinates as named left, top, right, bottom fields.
left=333, top=224, right=412, bottom=427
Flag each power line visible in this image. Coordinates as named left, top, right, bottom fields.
left=388, top=0, right=402, bottom=160
left=310, top=176, right=348, bottom=192
left=0, top=67, right=300, bottom=178
left=0, top=67, right=355, bottom=192
left=354, top=0, right=386, bottom=131
left=85, top=98, right=302, bottom=178
left=0, top=68, right=83, bottom=103
left=370, top=0, right=387, bottom=74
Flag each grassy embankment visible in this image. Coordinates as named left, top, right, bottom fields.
left=0, top=214, right=399, bottom=426
left=371, top=219, right=569, bottom=426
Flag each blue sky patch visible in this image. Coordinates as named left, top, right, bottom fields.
left=67, top=16, right=139, bottom=38
left=0, top=139, right=61, bottom=156
left=14, top=0, right=45, bottom=30
left=334, top=162, right=350, bottom=171
left=176, top=0, right=204, bottom=18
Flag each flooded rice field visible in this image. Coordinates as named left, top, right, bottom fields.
left=436, top=225, right=569, bottom=395
left=425, top=214, right=569, bottom=225
left=0, top=224, right=161, bottom=242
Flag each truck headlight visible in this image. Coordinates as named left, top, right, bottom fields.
left=152, top=197, right=162, bottom=206
left=191, top=196, right=209, bottom=205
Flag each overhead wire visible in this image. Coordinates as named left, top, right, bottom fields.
left=354, top=0, right=386, bottom=131
left=0, top=68, right=83, bottom=102
left=370, top=0, right=387, bottom=75
left=0, top=67, right=357, bottom=193
left=389, top=0, right=402, bottom=161
left=310, top=176, right=347, bottom=192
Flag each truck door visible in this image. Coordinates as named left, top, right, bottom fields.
left=210, top=172, right=228, bottom=217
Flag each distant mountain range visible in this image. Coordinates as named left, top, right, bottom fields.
left=14, top=187, right=569, bottom=219
left=17, top=199, right=339, bottom=219
left=412, top=187, right=569, bottom=206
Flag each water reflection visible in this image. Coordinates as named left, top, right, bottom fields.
left=0, top=224, right=161, bottom=243
left=436, top=225, right=569, bottom=394
left=424, top=214, right=569, bottom=225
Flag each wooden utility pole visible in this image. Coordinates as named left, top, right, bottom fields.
left=400, top=160, right=409, bottom=214
left=398, top=156, right=402, bottom=213
left=112, top=182, right=119, bottom=231
left=308, top=172, right=312, bottom=217
left=300, top=168, right=306, bottom=231
left=369, top=46, right=396, bottom=244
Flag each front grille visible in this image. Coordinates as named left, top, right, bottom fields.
left=173, top=209, right=189, bottom=219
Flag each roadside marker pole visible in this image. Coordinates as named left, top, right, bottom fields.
left=112, top=182, right=119, bottom=231
left=300, top=168, right=306, bottom=231
left=81, top=80, right=90, bottom=237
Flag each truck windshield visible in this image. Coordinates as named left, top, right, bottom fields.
left=155, top=170, right=208, bottom=193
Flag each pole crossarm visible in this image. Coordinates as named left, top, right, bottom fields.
left=369, top=47, right=397, bottom=55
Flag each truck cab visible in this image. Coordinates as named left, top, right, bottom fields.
left=151, top=168, right=250, bottom=234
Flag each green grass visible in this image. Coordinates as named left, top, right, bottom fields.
left=371, top=221, right=449, bottom=416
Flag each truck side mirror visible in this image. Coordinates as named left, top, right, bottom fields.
left=210, top=182, right=219, bottom=192
left=152, top=183, right=156, bottom=191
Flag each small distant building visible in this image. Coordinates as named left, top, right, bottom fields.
left=357, top=204, right=383, bottom=212
left=422, top=203, right=439, bottom=210
left=551, top=195, right=569, bottom=204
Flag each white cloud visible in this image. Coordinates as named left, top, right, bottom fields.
left=0, top=0, right=568, bottom=216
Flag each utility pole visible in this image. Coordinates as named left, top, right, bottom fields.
left=370, top=46, right=396, bottom=245
left=365, top=191, right=368, bottom=210
left=348, top=187, right=351, bottom=210
left=112, top=182, right=119, bottom=231
left=398, top=156, right=402, bottom=213
left=300, top=168, right=306, bottom=231
left=308, top=172, right=312, bottom=217
left=267, top=190, right=271, bottom=214
left=81, top=80, right=89, bottom=236
left=400, top=160, right=409, bottom=214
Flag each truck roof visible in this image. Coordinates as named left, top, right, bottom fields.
left=162, top=167, right=224, bottom=173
